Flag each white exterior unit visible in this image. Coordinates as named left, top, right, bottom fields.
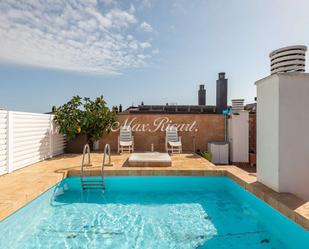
left=208, top=142, right=229, bottom=165
left=256, top=73, right=309, bottom=200
left=228, top=111, right=249, bottom=163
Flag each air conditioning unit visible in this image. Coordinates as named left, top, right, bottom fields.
left=208, top=141, right=229, bottom=165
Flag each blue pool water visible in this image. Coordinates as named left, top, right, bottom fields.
left=0, top=177, right=308, bottom=249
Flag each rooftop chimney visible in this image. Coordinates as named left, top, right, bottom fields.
left=216, top=72, right=228, bottom=114
left=231, top=99, right=244, bottom=112
left=198, top=84, right=206, bottom=105
left=269, top=45, right=307, bottom=75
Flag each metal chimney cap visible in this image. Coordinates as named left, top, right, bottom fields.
left=231, top=99, right=245, bottom=112
left=269, top=45, right=307, bottom=57
left=269, top=45, right=307, bottom=75
left=218, top=72, right=226, bottom=79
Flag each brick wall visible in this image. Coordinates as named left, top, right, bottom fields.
left=249, top=114, right=256, bottom=153
left=67, top=113, right=225, bottom=153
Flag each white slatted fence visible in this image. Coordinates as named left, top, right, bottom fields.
left=0, top=111, right=8, bottom=175
left=0, top=111, right=65, bottom=175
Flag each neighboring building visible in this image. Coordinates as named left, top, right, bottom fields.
left=121, top=72, right=228, bottom=115
left=45, top=105, right=57, bottom=114
left=122, top=104, right=216, bottom=114
left=122, top=83, right=216, bottom=114
left=198, top=85, right=206, bottom=105
left=216, top=72, right=228, bottom=114
left=244, top=102, right=256, bottom=114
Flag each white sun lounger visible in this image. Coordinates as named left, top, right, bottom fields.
left=118, top=125, right=134, bottom=153
left=165, top=125, right=182, bottom=154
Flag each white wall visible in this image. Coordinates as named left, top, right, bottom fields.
left=279, top=74, right=309, bottom=200
left=228, top=111, right=249, bottom=163
left=256, top=73, right=309, bottom=200
left=256, top=75, right=280, bottom=191
left=0, top=111, right=65, bottom=175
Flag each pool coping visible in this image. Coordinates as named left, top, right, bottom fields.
left=0, top=153, right=308, bottom=231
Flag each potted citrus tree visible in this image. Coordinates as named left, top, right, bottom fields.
left=54, top=95, right=116, bottom=150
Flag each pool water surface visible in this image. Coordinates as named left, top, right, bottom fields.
left=0, top=177, right=308, bottom=249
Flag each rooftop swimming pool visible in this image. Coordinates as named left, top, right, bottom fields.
left=0, top=176, right=308, bottom=249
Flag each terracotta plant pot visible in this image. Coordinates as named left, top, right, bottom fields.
left=93, top=140, right=100, bottom=151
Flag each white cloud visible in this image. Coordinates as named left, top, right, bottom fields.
left=138, top=0, right=152, bottom=9
left=99, top=0, right=114, bottom=5
left=129, top=4, right=136, bottom=13
left=0, top=0, right=153, bottom=74
left=172, top=1, right=187, bottom=15
left=140, top=42, right=152, bottom=49
left=152, top=49, right=159, bottom=54
left=140, top=21, right=153, bottom=32
left=106, top=9, right=137, bottom=28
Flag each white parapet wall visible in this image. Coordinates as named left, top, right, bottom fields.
left=256, top=73, right=309, bottom=200
left=0, top=110, right=65, bottom=175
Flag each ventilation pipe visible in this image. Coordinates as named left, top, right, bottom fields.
left=270, top=45, right=307, bottom=75
left=231, top=99, right=244, bottom=112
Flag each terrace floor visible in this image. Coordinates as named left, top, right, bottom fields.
left=0, top=153, right=308, bottom=231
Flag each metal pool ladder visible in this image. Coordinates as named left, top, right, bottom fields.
left=80, top=143, right=111, bottom=190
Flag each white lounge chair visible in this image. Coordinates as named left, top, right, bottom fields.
left=165, top=125, right=182, bottom=154
left=118, top=125, right=134, bottom=153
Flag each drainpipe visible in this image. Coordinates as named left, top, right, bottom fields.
left=193, top=135, right=196, bottom=153
left=224, top=116, right=227, bottom=142
left=222, top=108, right=230, bottom=142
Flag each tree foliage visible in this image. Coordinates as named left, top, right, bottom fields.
left=81, top=96, right=116, bottom=142
left=54, top=95, right=116, bottom=143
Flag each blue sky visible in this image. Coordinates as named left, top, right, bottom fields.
left=0, top=0, right=309, bottom=112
